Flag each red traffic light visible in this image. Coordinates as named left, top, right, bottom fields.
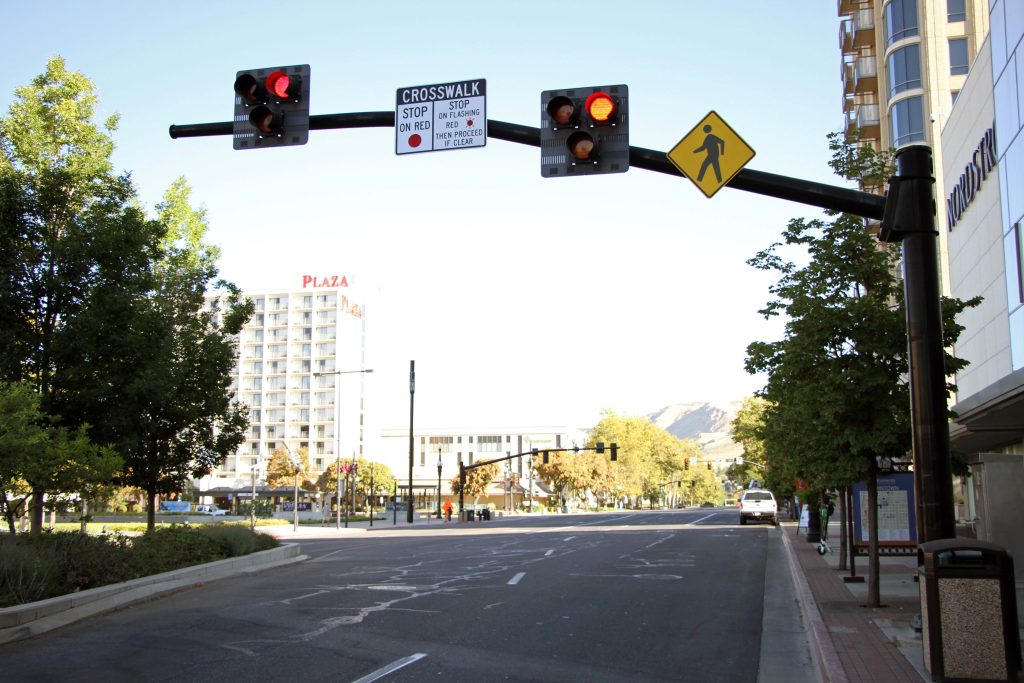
left=265, top=71, right=301, bottom=101
left=584, top=91, right=616, bottom=123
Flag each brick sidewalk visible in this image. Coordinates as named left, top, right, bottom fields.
left=783, top=523, right=926, bottom=682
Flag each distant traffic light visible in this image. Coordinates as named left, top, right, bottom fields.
left=233, top=65, right=310, bottom=150
left=540, top=85, right=629, bottom=177
left=543, top=450, right=550, bottom=464
left=610, top=443, right=618, bottom=461
left=684, top=458, right=690, bottom=470
left=595, top=442, right=605, bottom=454
left=707, top=462, right=712, bottom=470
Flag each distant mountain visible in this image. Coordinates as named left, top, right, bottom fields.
left=648, top=401, right=745, bottom=464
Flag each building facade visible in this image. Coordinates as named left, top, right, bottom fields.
left=200, top=275, right=370, bottom=496
left=942, top=0, right=1024, bottom=610
left=840, top=0, right=989, bottom=289
left=378, top=426, right=590, bottom=510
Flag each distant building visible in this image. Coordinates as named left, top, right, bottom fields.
left=379, top=426, right=589, bottom=511
left=199, top=275, right=370, bottom=498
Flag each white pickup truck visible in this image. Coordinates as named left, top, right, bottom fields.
left=194, top=504, right=227, bottom=516
left=738, top=489, right=778, bottom=525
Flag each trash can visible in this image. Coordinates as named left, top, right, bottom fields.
left=461, top=509, right=473, bottom=523
left=918, top=539, right=1021, bottom=682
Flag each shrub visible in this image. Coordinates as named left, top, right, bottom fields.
left=194, top=525, right=278, bottom=557
left=0, top=526, right=280, bottom=608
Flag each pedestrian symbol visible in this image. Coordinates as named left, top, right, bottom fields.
left=667, top=111, right=755, bottom=198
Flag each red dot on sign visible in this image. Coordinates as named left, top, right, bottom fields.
left=408, top=134, right=422, bottom=148
left=466, top=119, right=474, bottom=127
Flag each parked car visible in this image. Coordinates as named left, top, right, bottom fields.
left=194, top=504, right=227, bottom=516
left=738, top=489, right=777, bottom=525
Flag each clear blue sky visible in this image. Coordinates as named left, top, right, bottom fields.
left=2, top=1, right=845, bottom=431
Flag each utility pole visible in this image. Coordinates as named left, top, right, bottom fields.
left=407, top=360, right=415, bottom=524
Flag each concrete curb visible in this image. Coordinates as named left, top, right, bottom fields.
left=0, top=543, right=305, bottom=644
left=780, top=526, right=849, bottom=683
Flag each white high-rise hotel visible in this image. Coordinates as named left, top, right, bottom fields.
left=202, top=274, right=369, bottom=491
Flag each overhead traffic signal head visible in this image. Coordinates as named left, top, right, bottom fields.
left=595, top=441, right=605, bottom=454
left=610, top=443, right=618, bottom=461
left=233, top=65, right=310, bottom=150
left=543, top=450, right=550, bottom=464
left=541, top=84, right=629, bottom=177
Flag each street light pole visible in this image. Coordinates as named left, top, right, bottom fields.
left=407, top=360, right=415, bottom=524
left=250, top=461, right=258, bottom=531
left=436, top=448, right=442, bottom=520
left=313, top=368, right=373, bottom=530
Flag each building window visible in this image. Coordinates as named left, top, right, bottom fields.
left=951, top=90, right=960, bottom=104
left=1005, top=223, right=1024, bottom=310
left=885, top=0, right=919, bottom=45
left=887, top=44, right=922, bottom=96
left=477, top=435, right=502, bottom=452
left=949, top=38, right=969, bottom=75
left=947, top=0, right=965, bottom=22
left=890, top=96, right=926, bottom=147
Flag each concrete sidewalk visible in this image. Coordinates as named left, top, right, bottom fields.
left=781, top=519, right=927, bottom=682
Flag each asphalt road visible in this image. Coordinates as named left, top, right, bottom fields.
left=0, top=510, right=814, bottom=683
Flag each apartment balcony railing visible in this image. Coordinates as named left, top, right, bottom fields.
left=840, top=17, right=854, bottom=54
left=854, top=56, right=878, bottom=94
left=852, top=8, right=875, bottom=49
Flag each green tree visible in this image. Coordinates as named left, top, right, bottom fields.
left=451, top=462, right=500, bottom=507
left=744, top=134, right=978, bottom=605
left=48, top=172, right=251, bottom=532
left=588, top=410, right=701, bottom=507
left=266, top=446, right=314, bottom=490
left=0, top=57, right=159, bottom=531
left=0, top=381, right=120, bottom=533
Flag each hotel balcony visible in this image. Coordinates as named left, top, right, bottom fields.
left=838, top=0, right=871, bottom=15
left=853, top=56, right=877, bottom=95
left=855, top=103, right=880, bottom=139
left=842, top=61, right=855, bottom=96
left=840, top=18, right=854, bottom=54
left=851, top=9, right=875, bottom=49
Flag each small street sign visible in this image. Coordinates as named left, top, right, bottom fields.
left=395, top=79, right=487, bottom=155
left=667, top=111, right=755, bottom=198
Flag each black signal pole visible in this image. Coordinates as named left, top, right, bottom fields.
left=407, top=360, right=415, bottom=524
left=170, top=110, right=953, bottom=542
left=880, top=145, right=955, bottom=542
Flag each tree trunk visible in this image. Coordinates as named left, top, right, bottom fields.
left=146, top=488, right=157, bottom=532
left=29, top=489, right=44, bottom=534
left=1, top=491, right=17, bottom=534
left=867, top=459, right=881, bottom=607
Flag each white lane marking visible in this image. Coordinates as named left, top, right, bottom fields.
left=563, top=536, right=576, bottom=542
left=690, top=513, right=717, bottom=525
left=508, top=572, right=526, bottom=585
left=544, top=549, right=554, bottom=556
left=351, top=653, right=427, bottom=683
left=484, top=602, right=504, bottom=610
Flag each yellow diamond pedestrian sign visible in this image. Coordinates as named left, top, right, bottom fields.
left=667, top=111, right=755, bottom=198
